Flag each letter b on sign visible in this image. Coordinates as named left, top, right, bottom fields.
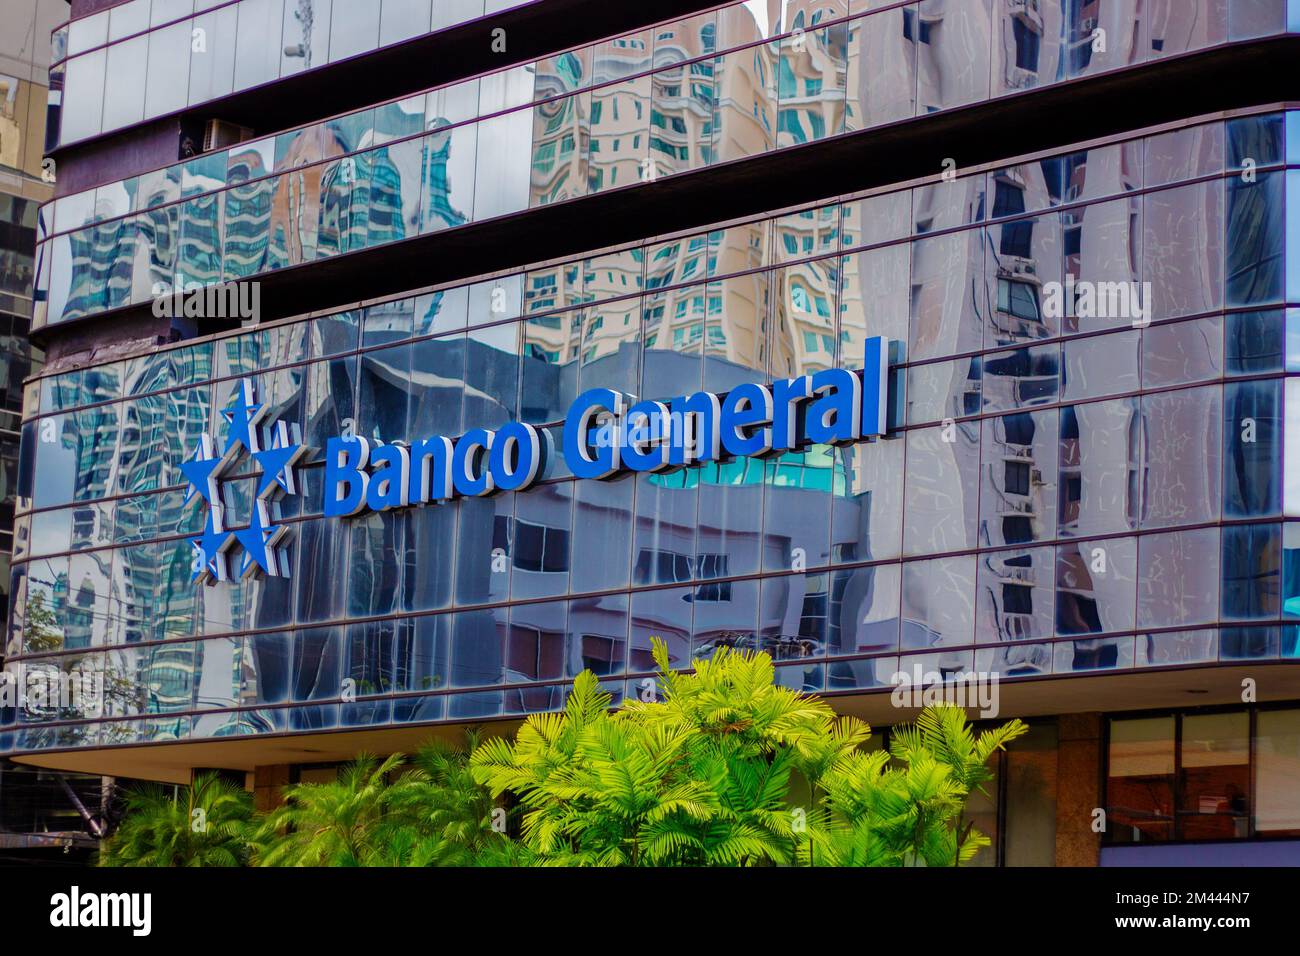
left=323, top=436, right=371, bottom=517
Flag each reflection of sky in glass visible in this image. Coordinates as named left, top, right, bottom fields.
left=743, top=0, right=770, bottom=37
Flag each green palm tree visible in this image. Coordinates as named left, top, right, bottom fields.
left=802, top=748, right=900, bottom=866
left=889, top=703, right=1028, bottom=865
left=471, top=637, right=867, bottom=866
left=401, top=732, right=522, bottom=866
left=252, top=736, right=517, bottom=867
left=253, top=752, right=427, bottom=866
left=98, top=772, right=253, bottom=867
left=805, top=703, right=1028, bottom=867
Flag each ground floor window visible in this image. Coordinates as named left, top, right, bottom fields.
left=1105, top=706, right=1300, bottom=843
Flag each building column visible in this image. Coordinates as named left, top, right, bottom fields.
left=252, top=764, right=292, bottom=813
left=1055, top=713, right=1103, bottom=867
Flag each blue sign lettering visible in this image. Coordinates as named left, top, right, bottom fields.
left=322, top=336, right=892, bottom=519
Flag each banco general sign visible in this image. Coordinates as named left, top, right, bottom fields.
left=187, top=336, right=892, bottom=583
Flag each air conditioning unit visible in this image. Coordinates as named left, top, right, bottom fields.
left=202, top=119, right=252, bottom=153
left=1005, top=257, right=1038, bottom=278
left=1001, top=564, right=1036, bottom=585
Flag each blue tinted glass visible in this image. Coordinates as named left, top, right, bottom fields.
left=1221, top=522, right=1281, bottom=621
left=454, top=493, right=513, bottom=606
left=449, top=607, right=506, bottom=689
left=1222, top=312, right=1284, bottom=374
left=246, top=633, right=292, bottom=705
left=758, top=572, right=829, bottom=662
left=629, top=585, right=692, bottom=673
left=831, top=439, right=904, bottom=564
left=367, top=140, right=423, bottom=246
left=310, top=310, right=360, bottom=357
left=223, top=177, right=274, bottom=281
left=568, top=591, right=627, bottom=677
left=1226, top=169, right=1284, bottom=307
left=1227, top=113, right=1284, bottom=169
left=156, top=538, right=204, bottom=640
left=176, top=194, right=223, bottom=288
left=394, top=617, right=449, bottom=723
left=1220, top=626, right=1279, bottom=660
left=303, top=356, right=358, bottom=463
left=686, top=576, right=759, bottom=662
left=295, top=518, right=349, bottom=624
left=570, top=473, right=634, bottom=592
left=362, top=299, right=413, bottom=349
left=511, top=482, right=572, bottom=600
left=400, top=503, right=457, bottom=613
left=409, top=333, right=466, bottom=437
left=291, top=627, right=344, bottom=731
left=342, top=621, right=396, bottom=726
left=349, top=510, right=404, bottom=617
left=1285, top=524, right=1300, bottom=619
left=356, top=344, right=411, bottom=444
left=506, top=600, right=570, bottom=692
left=1223, top=378, right=1281, bottom=517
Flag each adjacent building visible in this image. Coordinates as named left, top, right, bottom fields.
left=0, top=0, right=108, bottom=863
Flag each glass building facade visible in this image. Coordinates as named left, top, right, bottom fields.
left=48, top=0, right=534, bottom=148
left=10, top=0, right=1300, bottom=864
left=33, top=0, right=1300, bottom=330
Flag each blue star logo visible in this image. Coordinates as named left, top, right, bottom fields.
left=189, top=378, right=304, bottom=585
left=192, top=507, right=234, bottom=583
left=252, top=420, right=306, bottom=499
left=233, top=501, right=291, bottom=579
left=221, top=378, right=266, bottom=458
left=180, top=434, right=223, bottom=505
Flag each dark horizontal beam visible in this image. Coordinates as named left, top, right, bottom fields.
left=0, top=831, right=96, bottom=849
left=186, top=0, right=726, bottom=135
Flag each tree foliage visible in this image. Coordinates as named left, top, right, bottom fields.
left=473, top=639, right=867, bottom=865
left=251, top=735, right=517, bottom=867
left=471, top=639, right=1025, bottom=867
left=98, top=772, right=253, bottom=867
left=101, top=648, right=1027, bottom=868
